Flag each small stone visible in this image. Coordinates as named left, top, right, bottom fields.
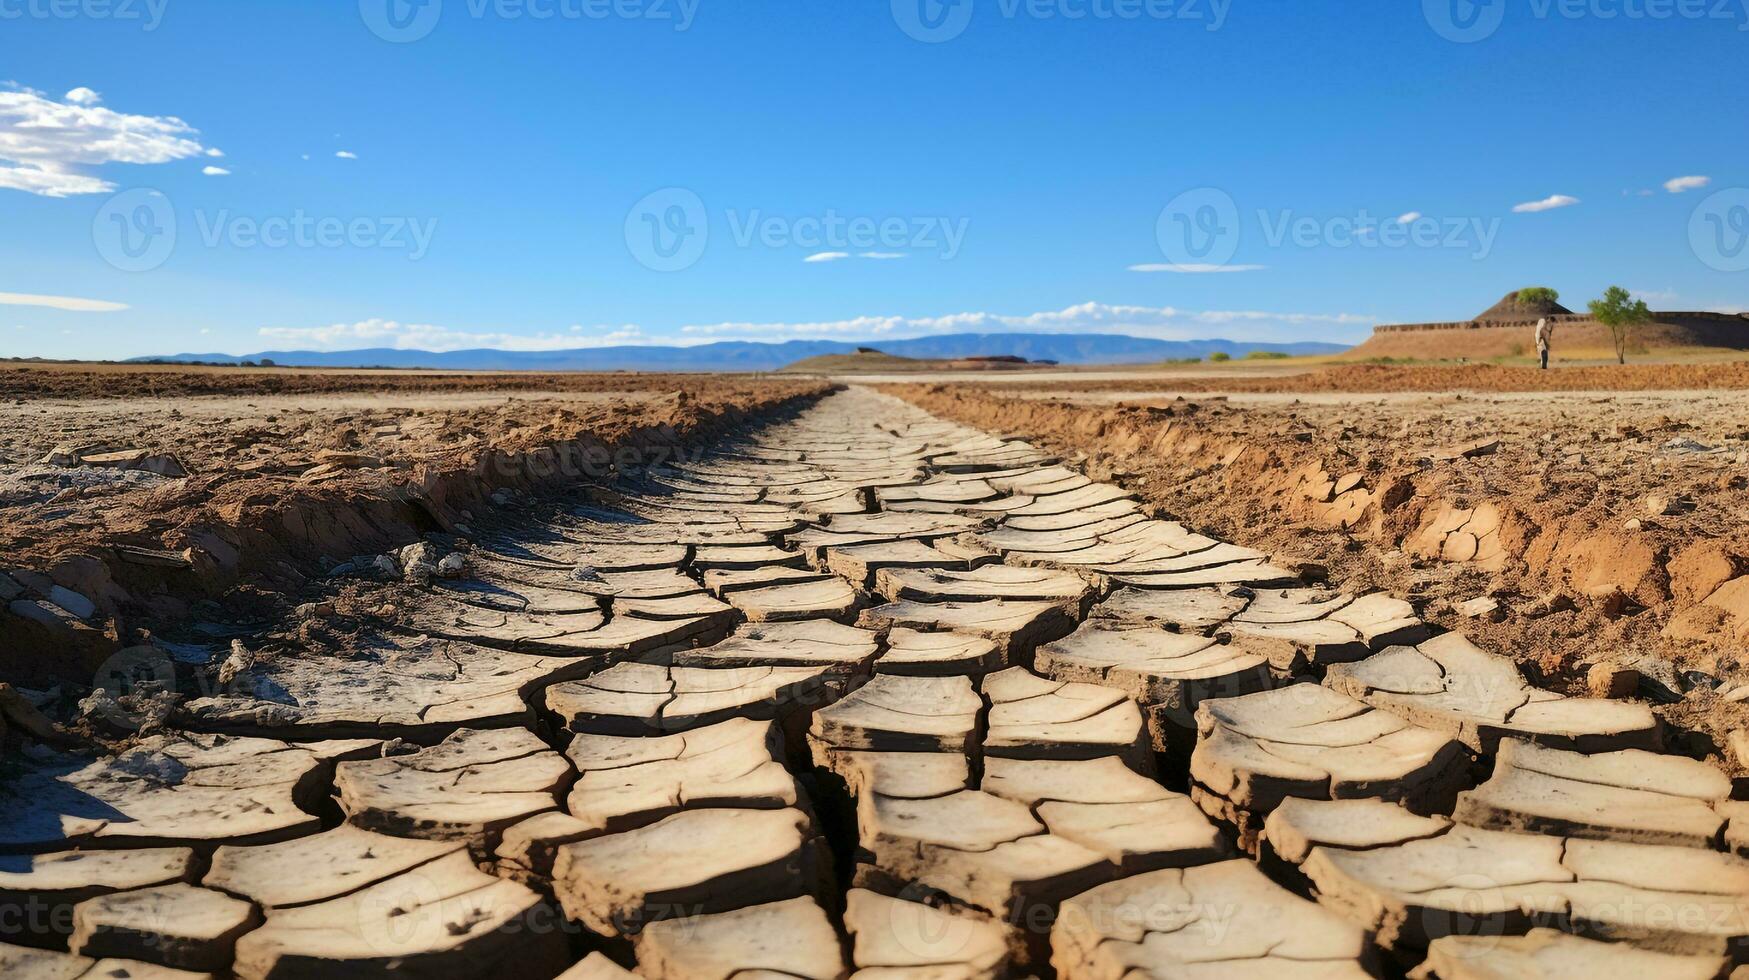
left=1623, top=518, right=1643, bottom=531
left=1586, top=662, right=1639, bottom=699
left=1456, top=596, right=1502, bottom=621
left=1728, top=729, right=1749, bottom=767
left=1647, top=495, right=1676, bottom=517
left=437, top=553, right=467, bottom=578
left=371, top=554, right=400, bottom=579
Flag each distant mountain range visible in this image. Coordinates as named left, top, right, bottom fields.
left=133, top=333, right=1350, bottom=372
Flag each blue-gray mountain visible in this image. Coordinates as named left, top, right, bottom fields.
left=134, top=333, right=1348, bottom=372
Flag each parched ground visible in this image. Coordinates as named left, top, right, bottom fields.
left=4, top=369, right=1749, bottom=979
left=0, top=366, right=828, bottom=681
left=881, top=365, right=1749, bottom=753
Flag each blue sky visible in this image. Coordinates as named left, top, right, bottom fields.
left=3, top=0, right=1745, bottom=359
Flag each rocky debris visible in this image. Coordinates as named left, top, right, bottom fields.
left=1413, top=929, right=1730, bottom=980
left=1190, top=684, right=1467, bottom=851
left=843, top=889, right=1010, bottom=978
left=982, top=667, right=1152, bottom=773
left=1453, top=738, right=1733, bottom=848
left=0, top=943, right=211, bottom=979
left=0, top=847, right=195, bottom=946
left=231, top=849, right=568, bottom=980
left=564, top=717, right=800, bottom=836
left=1302, top=822, right=1749, bottom=954
left=334, top=727, right=570, bottom=855
left=1324, top=632, right=1662, bottom=754
left=551, top=807, right=828, bottom=936
left=0, top=733, right=376, bottom=852
left=1050, top=860, right=1377, bottom=979
left=69, top=883, right=258, bottom=972
left=632, top=896, right=847, bottom=980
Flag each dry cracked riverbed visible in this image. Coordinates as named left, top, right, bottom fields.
left=2, top=387, right=1747, bottom=979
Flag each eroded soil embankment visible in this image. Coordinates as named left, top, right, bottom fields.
left=883, top=383, right=1749, bottom=756
left=1, top=380, right=834, bottom=684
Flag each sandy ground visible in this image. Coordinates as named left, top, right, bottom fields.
left=885, top=366, right=1749, bottom=760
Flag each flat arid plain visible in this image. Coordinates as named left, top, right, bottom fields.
left=4, top=353, right=1749, bottom=979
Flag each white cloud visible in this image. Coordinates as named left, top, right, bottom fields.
left=0, top=290, right=128, bottom=312
left=205, top=148, right=225, bottom=158
left=678, top=301, right=1369, bottom=344
left=1395, top=211, right=1422, bottom=224
left=202, top=165, right=229, bottom=176
left=803, top=251, right=849, bottom=263
left=1512, top=194, right=1580, bottom=213
left=1127, top=263, right=1267, bottom=273
left=859, top=252, right=906, bottom=260
left=1664, top=175, right=1711, bottom=194
left=335, top=150, right=358, bottom=160
left=258, top=319, right=647, bottom=352
left=0, top=85, right=209, bottom=197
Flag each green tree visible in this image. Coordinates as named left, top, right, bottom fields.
left=1588, top=286, right=1651, bottom=365
left=1209, top=351, right=1231, bottom=362
left=1516, top=286, right=1560, bottom=306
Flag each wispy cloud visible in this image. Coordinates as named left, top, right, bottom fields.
left=335, top=150, right=358, bottom=160
left=258, top=319, right=591, bottom=352
left=1512, top=194, right=1580, bottom=214
left=678, top=301, right=1368, bottom=343
left=859, top=252, right=906, bottom=260
left=1664, top=175, right=1711, bottom=194
left=0, top=85, right=211, bottom=197
left=202, top=165, right=230, bottom=176
left=0, top=291, right=128, bottom=312
left=1395, top=211, right=1422, bottom=224
left=802, top=251, right=849, bottom=263
left=1128, top=263, right=1267, bottom=273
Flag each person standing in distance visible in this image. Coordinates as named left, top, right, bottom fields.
left=1534, top=317, right=1553, bottom=370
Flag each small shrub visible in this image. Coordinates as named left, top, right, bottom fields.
left=1209, top=351, right=1232, bottom=362
left=1244, top=350, right=1290, bottom=360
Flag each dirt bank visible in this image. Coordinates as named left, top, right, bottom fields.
left=1, top=376, right=832, bottom=684
left=883, top=382, right=1749, bottom=758
left=1002, top=361, right=1749, bottom=394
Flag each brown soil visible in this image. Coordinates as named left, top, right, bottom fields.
left=1, top=371, right=832, bottom=684
left=883, top=381, right=1749, bottom=759
left=1009, top=361, right=1749, bottom=394
left=0, top=362, right=744, bottom=399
